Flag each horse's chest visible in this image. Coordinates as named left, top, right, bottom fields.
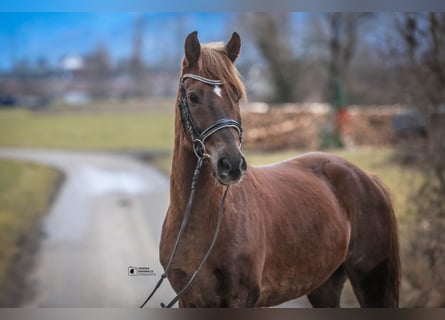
left=165, top=245, right=261, bottom=307
left=255, top=267, right=324, bottom=307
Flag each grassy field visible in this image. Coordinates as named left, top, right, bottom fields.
left=0, top=109, right=174, bottom=151
left=0, top=159, right=63, bottom=291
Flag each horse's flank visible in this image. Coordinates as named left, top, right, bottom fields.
left=229, top=153, right=352, bottom=306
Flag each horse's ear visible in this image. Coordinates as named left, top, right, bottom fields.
left=225, top=32, right=241, bottom=63
left=184, top=31, right=201, bottom=67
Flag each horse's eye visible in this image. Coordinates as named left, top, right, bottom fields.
left=187, top=93, right=199, bottom=104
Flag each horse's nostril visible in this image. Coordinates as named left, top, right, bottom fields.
left=240, top=156, right=247, bottom=172
left=218, top=157, right=232, bottom=174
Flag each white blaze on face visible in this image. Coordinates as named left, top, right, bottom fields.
left=213, top=85, right=222, bottom=98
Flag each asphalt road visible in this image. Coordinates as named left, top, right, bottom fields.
left=0, top=148, right=176, bottom=307
left=0, top=148, right=312, bottom=308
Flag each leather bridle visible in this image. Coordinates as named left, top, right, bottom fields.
left=178, top=73, right=243, bottom=159
left=140, top=74, right=243, bottom=308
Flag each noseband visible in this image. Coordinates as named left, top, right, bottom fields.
left=179, top=73, right=243, bottom=159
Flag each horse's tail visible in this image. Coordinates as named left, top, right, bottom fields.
left=370, top=175, right=401, bottom=307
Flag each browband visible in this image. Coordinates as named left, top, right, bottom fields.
left=182, top=73, right=224, bottom=86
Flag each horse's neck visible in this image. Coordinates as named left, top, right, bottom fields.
left=169, top=131, right=223, bottom=217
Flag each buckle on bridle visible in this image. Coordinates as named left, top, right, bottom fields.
left=193, top=139, right=210, bottom=159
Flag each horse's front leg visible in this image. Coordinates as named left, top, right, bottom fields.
left=227, top=285, right=260, bottom=308
left=213, top=267, right=261, bottom=307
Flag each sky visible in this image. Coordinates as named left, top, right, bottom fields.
left=0, top=12, right=396, bottom=72
left=0, top=12, right=243, bottom=71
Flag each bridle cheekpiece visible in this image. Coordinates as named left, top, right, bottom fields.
left=179, top=73, right=243, bottom=159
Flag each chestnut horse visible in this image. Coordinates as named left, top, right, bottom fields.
left=159, top=31, right=400, bottom=308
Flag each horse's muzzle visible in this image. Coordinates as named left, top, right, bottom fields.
left=215, top=154, right=247, bottom=185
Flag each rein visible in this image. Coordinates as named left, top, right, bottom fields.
left=140, top=73, right=242, bottom=308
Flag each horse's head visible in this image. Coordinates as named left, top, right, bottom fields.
left=179, top=31, right=247, bottom=185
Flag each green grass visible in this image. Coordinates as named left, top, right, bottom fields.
left=0, top=109, right=174, bottom=150
left=0, top=159, right=63, bottom=288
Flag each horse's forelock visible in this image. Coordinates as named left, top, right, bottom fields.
left=195, top=43, right=246, bottom=101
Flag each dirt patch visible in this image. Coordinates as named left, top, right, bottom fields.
left=0, top=216, right=43, bottom=306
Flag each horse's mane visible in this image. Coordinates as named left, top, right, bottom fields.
left=183, top=42, right=247, bottom=101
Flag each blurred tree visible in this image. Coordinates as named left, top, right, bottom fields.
left=394, top=12, right=445, bottom=307
left=326, top=13, right=355, bottom=107
left=12, top=58, right=31, bottom=76
left=321, top=13, right=374, bottom=147
left=129, top=14, right=147, bottom=97
left=36, top=57, right=50, bottom=75
left=240, top=13, right=300, bottom=103
left=82, top=44, right=111, bottom=98
left=297, top=13, right=402, bottom=106
left=130, top=15, right=144, bottom=79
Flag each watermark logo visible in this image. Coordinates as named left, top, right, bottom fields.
left=128, top=266, right=156, bottom=276
left=128, top=266, right=137, bottom=276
